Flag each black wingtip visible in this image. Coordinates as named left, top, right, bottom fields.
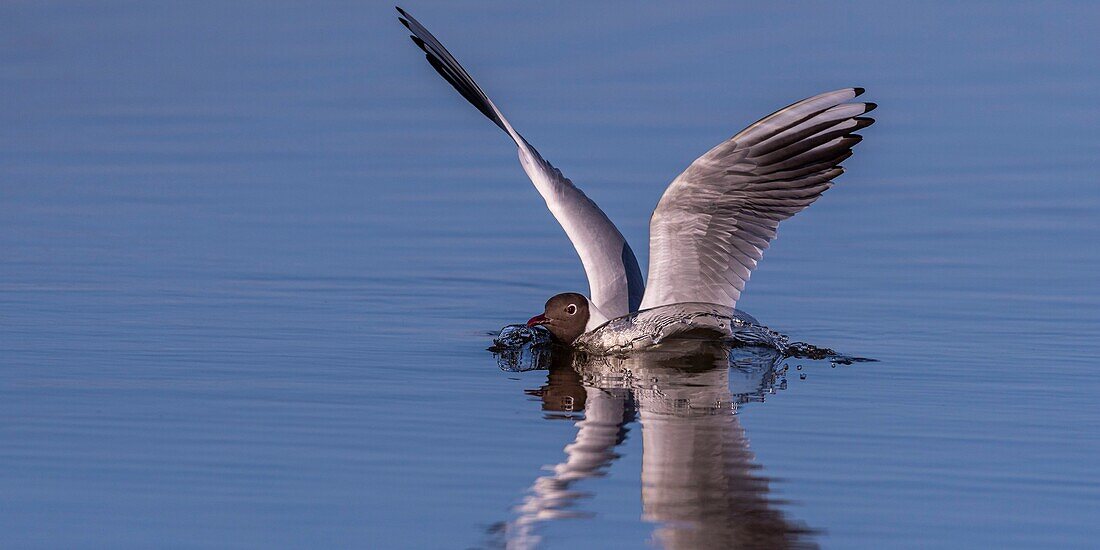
left=853, top=87, right=866, bottom=96
left=852, top=117, right=875, bottom=132
left=864, top=102, right=877, bottom=113
left=395, top=5, right=509, bottom=134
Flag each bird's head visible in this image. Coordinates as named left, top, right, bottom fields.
left=526, top=292, right=607, bottom=345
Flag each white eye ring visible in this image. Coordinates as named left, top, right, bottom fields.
left=566, top=304, right=577, bottom=315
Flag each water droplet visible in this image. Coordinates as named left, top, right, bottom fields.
left=799, top=373, right=807, bottom=380
left=796, top=365, right=803, bottom=371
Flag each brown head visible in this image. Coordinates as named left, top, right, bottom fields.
left=526, top=292, right=592, bottom=345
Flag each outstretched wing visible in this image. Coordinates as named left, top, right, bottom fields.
left=640, top=88, right=875, bottom=310
left=396, top=7, right=644, bottom=317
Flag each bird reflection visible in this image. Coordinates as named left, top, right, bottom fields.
left=494, top=341, right=815, bottom=549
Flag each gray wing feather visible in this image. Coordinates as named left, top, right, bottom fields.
left=397, top=7, right=644, bottom=316
left=640, top=88, right=875, bottom=310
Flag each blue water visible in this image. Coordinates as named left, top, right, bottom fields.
left=3, top=2, right=1099, bottom=548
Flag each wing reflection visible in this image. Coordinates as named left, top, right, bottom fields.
left=495, top=341, right=815, bottom=549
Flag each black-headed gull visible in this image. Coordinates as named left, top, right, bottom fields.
left=397, top=8, right=875, bottom=349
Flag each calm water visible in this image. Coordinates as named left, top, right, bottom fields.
left=3, top=1, right=1099, bottom=548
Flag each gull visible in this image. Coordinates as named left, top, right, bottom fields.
left=396, top=7, right=875, bottom=349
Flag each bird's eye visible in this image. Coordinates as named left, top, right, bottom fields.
left=566, top=304, right=577, bottom=315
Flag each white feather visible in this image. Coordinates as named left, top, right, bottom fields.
left=640, top=88, right=875, bottom=310
left=397, top=8, right=644, bottom=318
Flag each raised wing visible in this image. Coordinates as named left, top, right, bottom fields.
left=640, top=88, right=875, bottom=310
left=396, top=7, right=644, bottom=317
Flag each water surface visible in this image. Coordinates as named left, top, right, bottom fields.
left=2, top=1, right=1099, bottom=548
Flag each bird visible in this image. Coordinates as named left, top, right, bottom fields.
left=396, top=7, right=874, bottom=350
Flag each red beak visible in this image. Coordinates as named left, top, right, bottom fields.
left=526, top=314, right=548, bottom=327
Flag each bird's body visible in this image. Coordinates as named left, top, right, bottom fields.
left=575, top=303, right=764, bottom=355
left=397, top=7, right=875, bottom=348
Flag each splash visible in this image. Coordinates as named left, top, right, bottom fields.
left=490, top=317, right=873, bottom=373
left=488, top=324, right=556, bottom=372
